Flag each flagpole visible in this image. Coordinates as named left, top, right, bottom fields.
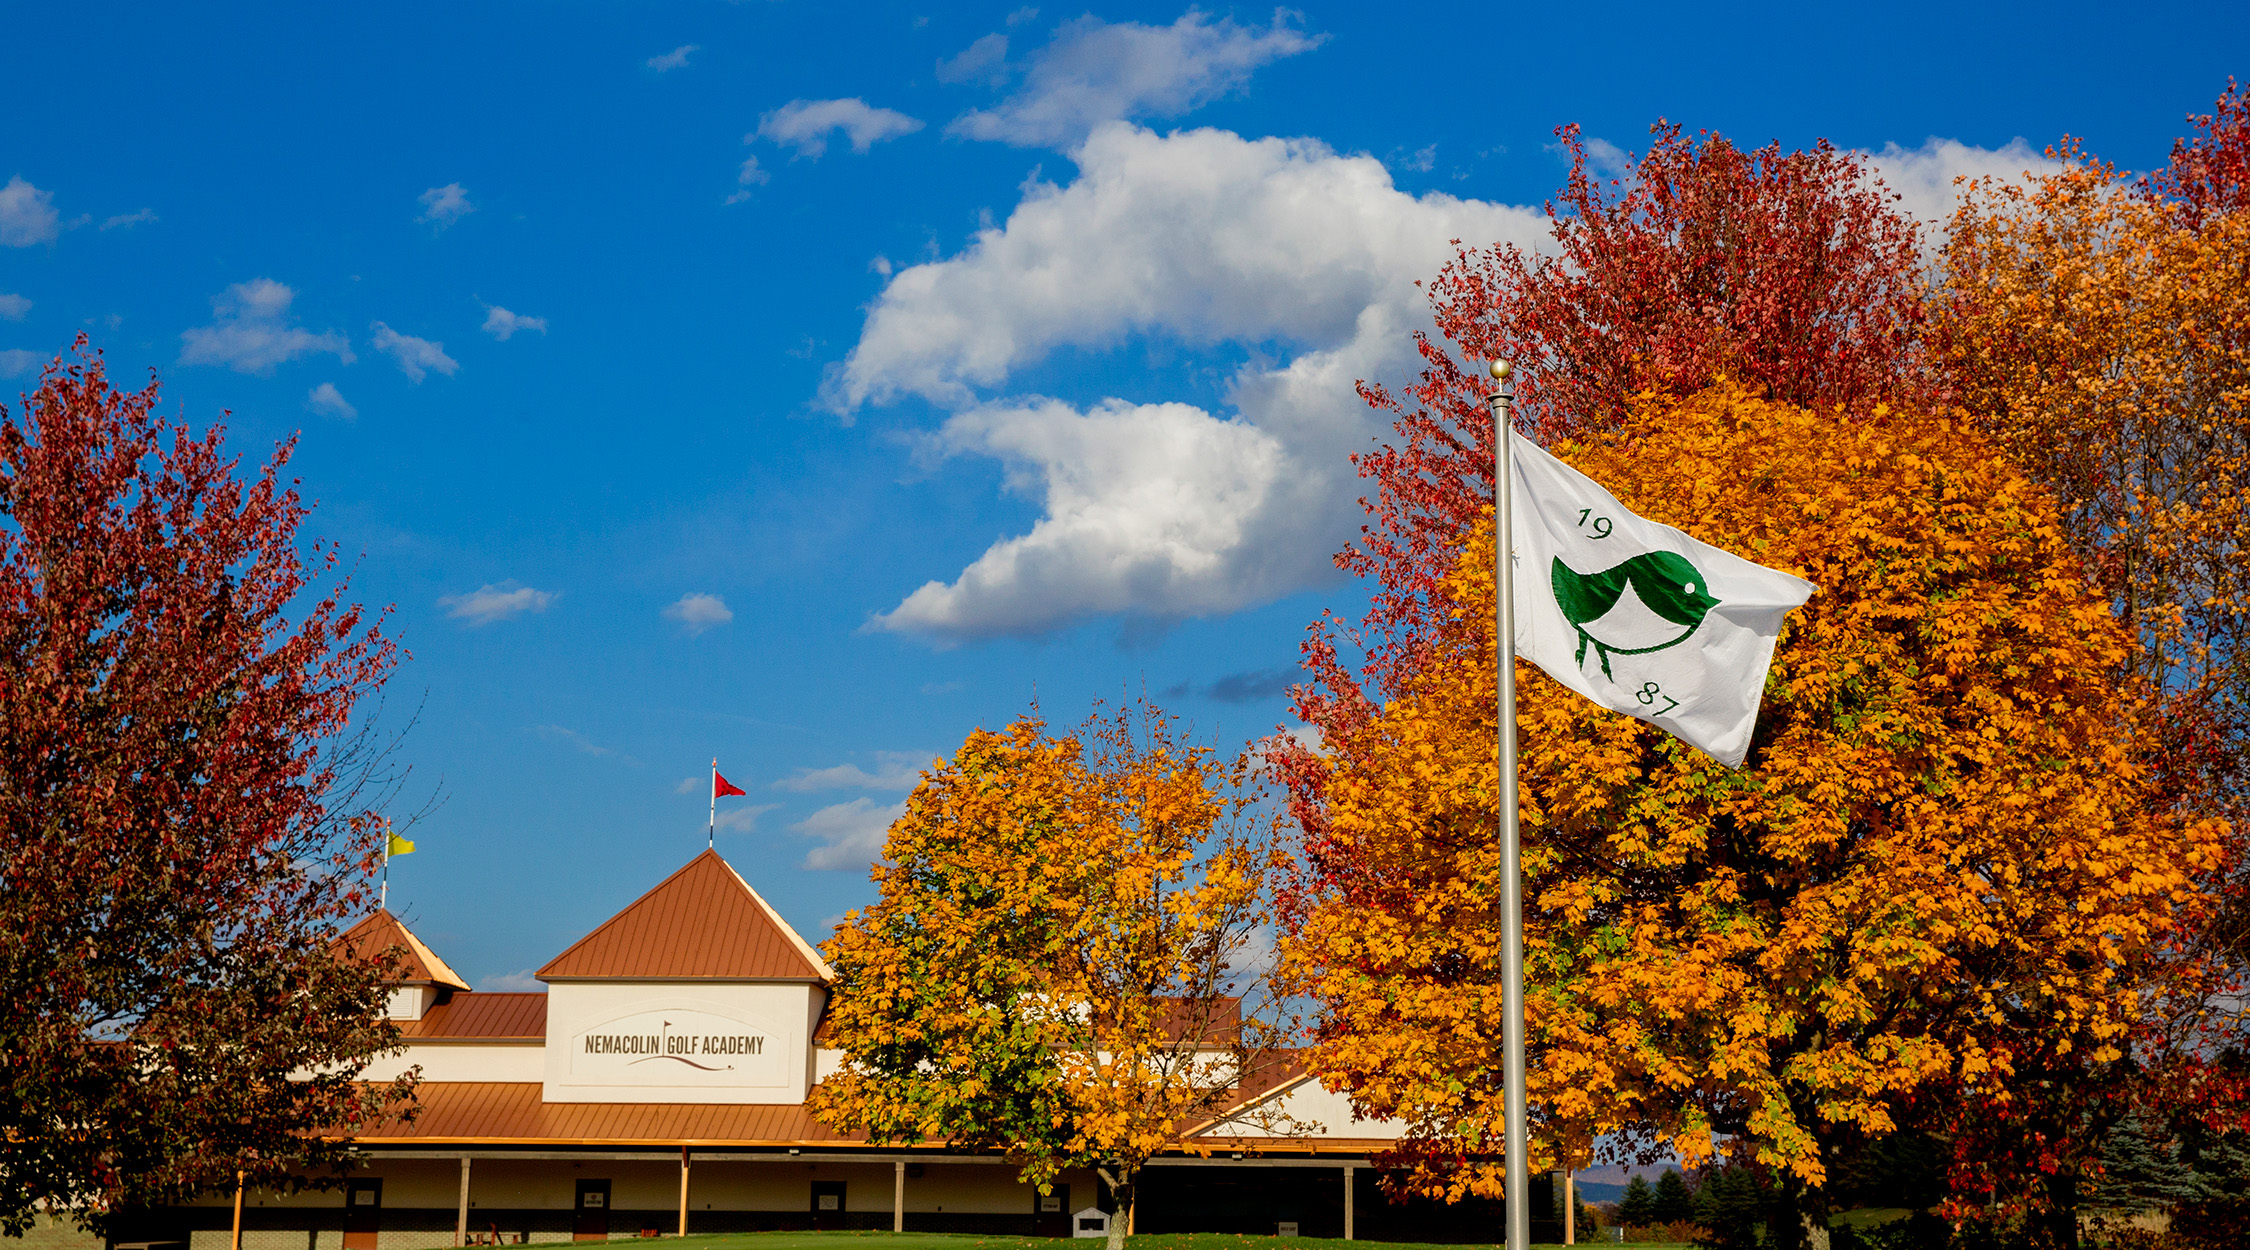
left=708, top=758, right=718, bottom=850
left=1486, top=359, right=1528, bottom=1250
left=380, top=820, right=391, bottom=912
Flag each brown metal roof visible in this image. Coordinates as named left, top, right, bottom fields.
left=355, top=1083, right=863, bottom=1146
left=400, top=992, right=548, bottom=1040
left=537, top=849, right=833, bottom=982
left=333, top=909, right=472, bottom=991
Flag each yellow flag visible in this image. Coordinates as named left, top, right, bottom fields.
left=387, top=830, right=416, bottom=858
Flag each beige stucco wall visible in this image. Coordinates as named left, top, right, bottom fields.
left=541, top=983, right=821, bottom=1105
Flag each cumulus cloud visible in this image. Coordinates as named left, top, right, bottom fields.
left=100, top=208, right=157, bottom=231
left=416, top=183, right=475, bottom=230
left=0, top=177, right=60, bottom=247
left=0, top=349, right=41, bottom=378
left=482, top=305, right=548, bottom=340
left=370, top=322, right=459, bottom=382
left=774, top=751, right=931, bottom=793
left=793, top=797, right=907, bottom=870
left=1863, top=135, right=2060, bottom=227
left=663, top=592, right=734, bottom=635
left=946, top=11, right=1324, bottom=149
left=440, top=581, right=555, bottom=625
left=756, top=98, right=924, bottom=158
left=179, top=278, right=353, bottom=374
left=832, top=124, right=1538, bottom=639
left=647, top=44, right=699, bottom=72
left=306, top=382, right=357, bottom=420
left=0, top=293, right=27, bottom=320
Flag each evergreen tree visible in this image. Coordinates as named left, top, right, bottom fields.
left=1619, top=1175, right=1657, bottom=1227
left=1654, top=1169, right=1697, bottom=1223
left=1691, top=1166, right=1766, bottom=1250
left=2097, top=1115, right=2197, bottom=1212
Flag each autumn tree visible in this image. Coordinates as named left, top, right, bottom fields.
left=1930, top=86, right=2250, bottom=1244
left=1276, top=388, right=2223, bottom=1250
left=813, top=703, right=1290, bottom=1250
left=0, top=343, right=414, bottom=1236
left=1288, top=121, right=1930, bottom=855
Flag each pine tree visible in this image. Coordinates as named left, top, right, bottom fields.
left=1619, top=1175, right=1657, bottom=1227
left=1654, top=1169, right=1696, bottom=1223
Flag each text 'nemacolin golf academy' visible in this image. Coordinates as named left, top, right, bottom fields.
left=96, top=850, right=1583, bottom=1250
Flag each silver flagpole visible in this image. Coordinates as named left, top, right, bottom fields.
left=708, top=758, right=718, bottom=850
left=1485, top=359, right=1527, bottom=1250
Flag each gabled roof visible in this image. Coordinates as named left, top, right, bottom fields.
left=401, top=992, right=547, bottom=1039
left=334, top=909, right=471, bottom=991
left=537, top=849, right=833, bottom=982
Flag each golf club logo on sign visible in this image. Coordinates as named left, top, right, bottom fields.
left=566, top=1009, right=789, bottom=1087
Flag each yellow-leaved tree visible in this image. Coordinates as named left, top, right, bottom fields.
left=1277, top=387, right=2223, bottom=1249
left=813, top=704, right=1293, bottom=1250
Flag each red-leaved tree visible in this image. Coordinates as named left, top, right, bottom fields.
left=0, top=341, right=415, bottom=1236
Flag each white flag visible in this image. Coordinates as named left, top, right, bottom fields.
left=1509, top=436, right=1815, bottom=769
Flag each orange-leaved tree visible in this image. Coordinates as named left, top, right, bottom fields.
left=1276, top=387, right=2223, bottom=1249
left=1930, top=83, right=2250, bottom=1245
left=814, top=704, right=1292, bottom=1250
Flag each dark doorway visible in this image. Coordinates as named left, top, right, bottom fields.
left=573, top=1180, right=611, bottom=1242
left=810, top=1181, right=847, bottom=1231
left=343, top=1180, right=382, bottom=1250
left=1033, top=1183, right=1071, bottom=1238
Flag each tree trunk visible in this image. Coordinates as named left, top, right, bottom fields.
left=1766, top=1172, right=1830, bottom=1250
left=2044, top=1171, right=2080, bottom=1250
left=1098, top=1165, right=1134, bottom=1250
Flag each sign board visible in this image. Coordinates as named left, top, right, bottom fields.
left=564, top=1008, right=790, bottom=1088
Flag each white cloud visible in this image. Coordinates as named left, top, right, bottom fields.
left=756, top=98, right=924, bottom=158
left=100, top=208, right=157, bottom=231
left=793, top=797, right=907, bottom=870
left=775, top=751, right=932, bottom=793
left=663, top=592, right=734, bottom=635
left=482, top=305, right=548, bottom=340
left=1863, top=136, right=2060, bottom=227
left=370, top=321, right=459, bottom=382
left=306, top=382, right=357, bottom=420
left=831, top=123, right=1538, bottom=639
left=440, top=581, right=555, bottom=625
left=533, top=724, right=622, bottom=758
left=725, top=154, right=771, bottom=205
left=946, top=12, right=1324, bottom=149
left=0, top=293, right=28, bottom=320
left=178, top=278, right=353, bottom=374
left=647, top=44, right=699, bottom=72
left=716, top=803, right=780, bottom=833
left=0, top=349, right=41, bottom=378
left=937, top=33, right=1010, bottom=86
left=416, top=183, right=475, bottom=230
left=479, top=969, right=546, bottom=992
left=0, top=176, right=60, bottom=247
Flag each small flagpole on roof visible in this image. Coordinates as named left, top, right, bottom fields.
left=380, top=819, right=391, bottom=912
left=708, top=758, right=718, bottom=850
left=1484, top=359, right=1529, bottom=1250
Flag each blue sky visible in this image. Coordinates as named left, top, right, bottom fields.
left=3, top=2, right=2242, bottom=988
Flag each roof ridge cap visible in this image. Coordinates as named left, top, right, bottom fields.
left=717, top=853, right=835, bottom=981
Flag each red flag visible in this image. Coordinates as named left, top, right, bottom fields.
left=713, top=770, right=747, bottom=799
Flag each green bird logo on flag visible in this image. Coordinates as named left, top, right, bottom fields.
left=1508, top=437, right=1815, bottom=769
left=1551, top=551, right=1721, bottom=679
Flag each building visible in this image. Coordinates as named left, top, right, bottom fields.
left=102, top=848, right=1575, bottom=1250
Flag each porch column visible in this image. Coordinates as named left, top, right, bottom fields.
left=892, top=1161, right=905, bottom=1232
left=1343, top=1165, right=1354, bottom=1241
left=455, top=1157, right=472, bottom=1247
left=678, top=1147, right=691, bottom=1238
left=1563, top=1168, right=1574, bottom=1245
